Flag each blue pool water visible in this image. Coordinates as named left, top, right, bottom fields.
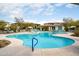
left=52, top=30, right=66, bottom=34
left=6, top=32, right=75, bottom=48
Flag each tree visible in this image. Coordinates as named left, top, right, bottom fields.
left=63, top=18, right=78, bottom=31
left=10, top=23, right=18, bottom=32
left=0, top=20, right=7, bottom=31
left=41, top=26, right=49, bottom=31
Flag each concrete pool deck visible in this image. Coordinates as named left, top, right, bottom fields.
left=0, top=32, right=79, bottom=56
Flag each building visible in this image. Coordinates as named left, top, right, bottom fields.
left=42, top=22, right=65, bottom=31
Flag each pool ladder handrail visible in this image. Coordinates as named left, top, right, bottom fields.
left=32, top=37, right=38, bottom=52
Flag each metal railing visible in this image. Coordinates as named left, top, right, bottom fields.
left=32, top=37, right=38, bottom=52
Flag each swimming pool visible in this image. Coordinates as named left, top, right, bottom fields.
left=52, top=30, right=66, bottom=34
left=6, top=32, right=75, bottom=48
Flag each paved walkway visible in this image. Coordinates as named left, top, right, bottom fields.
left=0, top=32, right=79, bottom=56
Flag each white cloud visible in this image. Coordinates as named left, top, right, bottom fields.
left=24, top=18, right=64, bottom=25
left=54, top=3, right=65, bottom=7
left=35, top=4, right=55, bottom=16
left=28, top=3, right=46, bottom=9
left=27, top=3, right=54, bottom=16
left=65, top=4, right=78, bottom=8
left=0, top=3, right=26, bottom=19
left=0, top=3, right=62, bottom=24
left=10, top=8, right=23, bottom=18
left=43, top=5, right=54, bottom=16
left=53, top=3, right=79, bottom=8
left=0, top=3, right=55, bottom=16
left=0, top=4, right=19, bottom=12
left=44, top=19, right=63, bottom=23
left=25, top=3, right=45, bottom=15
left=24, top=19, right=42, bottom=24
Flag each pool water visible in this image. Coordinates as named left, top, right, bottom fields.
left=6, top=32, right=75, bottom=48
left=52, top=30, right=66, bottom=34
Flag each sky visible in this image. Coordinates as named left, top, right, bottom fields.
left=0, top=3, right=79, bottom=24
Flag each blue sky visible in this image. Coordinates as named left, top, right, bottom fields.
left=0, top=3, right=79, bottom=24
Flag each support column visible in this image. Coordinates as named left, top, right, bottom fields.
left=48, top=27, right=52, bottom=31
left=40, top=27, right=42, bottom=31
left=50, top=27, right=52, bottom=31
left=48, top=27, right=50, bottom=31
left=62, top=26, right=64, bottom=30
left=55, top=26, right=58, bottom=31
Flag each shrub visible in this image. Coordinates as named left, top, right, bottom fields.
left=72, top=29, right=79, bottom=37
left=0, top=40, right=11, bottom=48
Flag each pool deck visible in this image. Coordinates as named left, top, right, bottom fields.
left=0, top=32, right=79, bottom=56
